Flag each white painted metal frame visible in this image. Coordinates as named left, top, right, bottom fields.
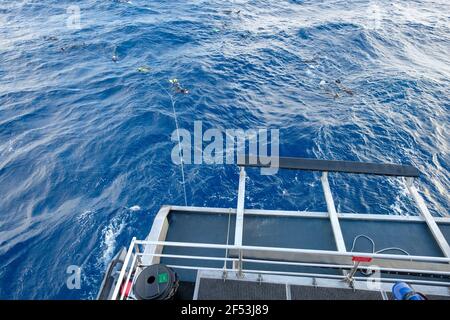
left=234, top=168, right=350, bottom=253
left=141, top=251, right=450, bottom=276
left=234, top=167, right=246, bottom=246
left=142, top=206, right=170, bottom=265
left=134, top=240, right=450, bottom=264
left=164, top=265, right=449, bottom=287
left=406, top=177, right=450, bottom=258
left=110, top=238, right=450, bottom=299
left=109, top=168, right=450, bottom=300
left=111, top=237, right=136, bottom=300
left=230, top=167, right=450, bottom=260
left=169, top=205, right=450, bottom=224
left=321, top=172, right=347, bottom=252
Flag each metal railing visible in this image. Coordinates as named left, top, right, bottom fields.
left=234, top=156, right=450, bottom=258
left=111, top=238, right=450, bottom=300
left=110, top=156, right=450, bottom=300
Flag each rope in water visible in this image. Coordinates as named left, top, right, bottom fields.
left=158, top=82, right=188, bottom=206
left=169, top=93, right=188, bottom=206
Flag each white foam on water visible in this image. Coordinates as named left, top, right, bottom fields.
left=98, top=215, right=125, bottom=268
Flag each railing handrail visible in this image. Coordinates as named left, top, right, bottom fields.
left=111, top=239, right=450, bottom=299
left=237, top=155, right=420, bottom=177
left=135, top=240, right=450, bottom=263
left=138, top=252, right=450, bottom=276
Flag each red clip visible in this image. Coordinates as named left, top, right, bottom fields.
left=352, top=256, right=372, bottom=263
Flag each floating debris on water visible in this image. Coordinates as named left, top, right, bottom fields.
left=169, top=78, right=189, bottom=94
left=320, top=79, right=340, bottom=99
left=43, top=36, right=59, bottom=41
left=335, top=79, right=354, bottom=96
left=223, top=9, right=241, bottom=15
left=111, top=45, right=119, bottom=62
left=302, top=58, right=318, bottom=64
left=59, top=42, right=87, bottom=52
left=137, top=66, right=151, bottom=73
left=319, top=78, right=354, bottom=99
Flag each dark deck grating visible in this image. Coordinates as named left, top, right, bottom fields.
left=290, top=285, right=383, bottom=300
left=197, top=279, right=287, bottom=300
left=195, top=278, right=450, bottom=300
left=197, top=279, right=387, bottom=300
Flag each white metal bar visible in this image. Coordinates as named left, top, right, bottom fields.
left=240, top=258, right=450, bottom=276
left=170, top=206, right=237, bottom=214
left=135, top=251, right=450, bottom=276
left=165, top=265, right=450, bottom=287
left=286, top=284, right=292, bottom=300
left=169, top=205, right=450, bottom=223
left=111, top=237, right=136, bottom=300
left=193, top=270, right=202, bottom=300
left=139, top=252, right=237, bottom=262
left=134, top=240, right=450, bottom=263
left=120, top=254, right=137, bottom=300
left=321, top=172, right=347, bottom=252
left=380, top=290, right=389, bottom=300
left=142, top=206, right=170, bottom=265
left=406, top=178, right=450, bottom=258
left=224, top=208, right=233, bottom=269
left=234, top=167, right=246, bottom=246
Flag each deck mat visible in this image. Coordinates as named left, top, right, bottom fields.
left=290, top=285, right=383, bottom=300
left=197, top=279, right=287, bottom=300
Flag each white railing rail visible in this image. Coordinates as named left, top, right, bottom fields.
left=135, top=240, right=450, bottom=263
left=110, top=157, right=450, bottom=300
left=236, top=157, right=450, bottom=259
left=110, top=239, right=450, bottom=300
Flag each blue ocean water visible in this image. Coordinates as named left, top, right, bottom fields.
left=0, top=0, right=449, bottom=299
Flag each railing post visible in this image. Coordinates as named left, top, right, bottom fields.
left=134, top=242, right=141, bottom=265
left=345, top=256, right=372, bottom=289
left=406, top=178, right=450, bottom=259
left=321, top=172, right=347, bottom=252
left=237, top=249, right=244, bottom=278
left=345, top=261, right=360, bottom=289
left=234, top=167, right=246, bottom=246
left=111, top=237, right=136, bottom=300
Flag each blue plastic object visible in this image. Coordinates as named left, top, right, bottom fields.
left=392, top=282, right=425, bottom=300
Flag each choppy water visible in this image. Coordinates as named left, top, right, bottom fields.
left=0, top=0, right=449, bottom=299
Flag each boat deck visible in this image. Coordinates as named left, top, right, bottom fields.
left=157, top=208, right=450, bottom=284
left=106, top=157, right=450, bottom=300
left=192, top=270, right=450, bottom=300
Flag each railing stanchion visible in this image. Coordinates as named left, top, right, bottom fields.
left=111, top=237, right=136, bottom=300
left=321, top=172, right=347, bottom=252
left=406, top=177, right=450, bottom=259
left=234, top=167, right=246, bottom=246
left=237, top=249, right=244, bottom=278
